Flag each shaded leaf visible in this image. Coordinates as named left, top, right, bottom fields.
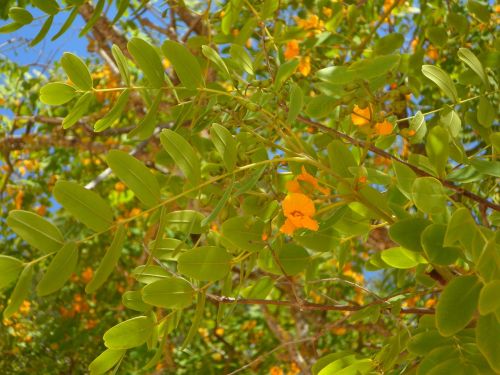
left=37, top=242, right=78, bottom=296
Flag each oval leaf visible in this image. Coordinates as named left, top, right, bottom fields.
left=381, top=247, right=427, bottom=269
left=411, top=177, right=448, bottom=214
left=62, top=91, right=93, bottom=129
left=106, top=150, right=160, bottom=207
left=421, top=65, right=458, bottom=102
left=478, top=280, right=500, bottom=316
left=164, top=210, right=205, bottom=235
left=142, top=277, right=194, bottom=309
left=178, top=246, right=232, bottom=281
left=162, top=40, right=204, bottom=90
left=86, top=226, right=126, bottom=294
left=3, top=264, right=33, bottom=319
left=94, top=89, right=130, bottom=132
left=61, top=52, right=93, bottom=91
left=37, top=242, right=78, bottom=296
left=89, top=349, right=126, bottom=375
left=436, top=275, right=482, bottom=336
left=476, top=313, right=500, bottom=372
left=53, top=180, right=114, bottom=232
left=40, top=82, right=76, bottom=105
left=0, top=255, right=24, bottom=290
left=7, top=210, right=64, bottom=253
left=210, top=123, right=237, bottom=171
left=160, top=129, right=200, bottom=185
left=103, top=316, right=154, bottom=349
left=128, top=37, right=165, bottom=89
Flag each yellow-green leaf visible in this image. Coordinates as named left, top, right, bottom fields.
left=37, top=242, right=78, bottom=296
left=61, top=52, right=93, bottom=91
left=86, top=226, right=126, bottom=294
left=142, top=277, right=195, bottom=309
left=103, top=316, right=154, bottom=349
left=53, top=180, right=114, bottom=232
left=178, top=246, right=232, bottom=281
left=3, top=264, right=33, bottom=319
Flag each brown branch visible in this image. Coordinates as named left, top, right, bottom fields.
left=298, top=116, right=500, bottom=212
left=207, top=294, right=435, bottom=315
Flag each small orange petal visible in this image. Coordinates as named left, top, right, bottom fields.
left=280, top=218, right=297, bottom=235
left=301, top=216, right=319, bottom=231
left=374, top=120, right=393, bottom=135
left=286, top=179, right=302, bottom=193
left=351, top=105, right=371, bottom=126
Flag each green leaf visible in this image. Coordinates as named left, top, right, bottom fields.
left=393, top=161, right=417, bottom=199
left=478, top=280, right=500, bottom=315
left=477, top=97, right=495, bottom=128
left=37, top=242, right=78, bottom=296
left=142, top=277, right=194, bottom=309
left=421, top=65, right=458, bottom=102
left=128, top=37, right=165, bottom=89
left=32, top=0, right=59, bottom=15
left=313, top=352, right=354, bottom=375
left=201, top=178, right=234, bottom=227
left=86, top=226, right=126, bottom=294
left=162, top=41, right=204, bottom=90
left=111, top=44, right=130, bottom=86
left=421, top=224, right=461, bottom=265
left=106, top=150, right=160, bottom=207
left=440, top=107, right=461, bottom=138
left=476, top=314, right=500, bottom=372
left=62, top=92, right=92, bottom=129
left=148, top=238, right=187, bottom=261
left=467, top=0, right=491, bottom=23
left=381, top=247, right=427, bottom=269
left=128, top=90, right=162, bottom=140
left=220, top=216, right=265, bottom=252
left=408, top=331, right=453, bottom=355
left=0, top=256, right=24, bottom=290
left=349, top=54, right=400, bottom=79
left=40, top=82, right=76, bottom=105
left=94, top=89, right=129, bottom=132
left=426, top=26, right=448, bottom=47
left=0, top=22, right=23, bottom=34
left=30, top=16, right=53, bottom=46
left=9, top=7, right=33, bottom=25
left=210, top=123, right=237, bottom=171
left=436, top=275, right=482, bottom=336
left=417, top=346, right=459, bottom=375
left=470, top=158, right=500, bottom=177
left=104, top=316, right=154, bottom=350
left=178, top=246, right=232, bottom=281
left=181, top=291, right=206, bottom=348
left=305, top=95, right=337, bottom=118
left=426, top=126, right=449, bottom=178
left=444, top=207, right=476, bottom=246
left=328, top=140, right=356, bottom=178
left=53, top=180, right=114, bottom=232
left=287, top=83, right=303, bottom=123
left=276, top=244, right=310, bottom=275
left=411, top=177, right=448, bottom=214
left=111, top=0, right=129, bottom=24
left=51, top=6, right=79, bottom=41
left=409, top=111, right=427, bottom=143
left=132, top=265, right=169, bottom=284
left=458, top=48, right=489, bottom=88
left=61, top=52, right=93, bottom=91
left=201, top=45, right=231, bottom=80
left=316, top=66, right=357, bottom=85
left=160, top=129, right=201, bottom=185
left=389, top=217, right=431, bottom=252
left=229, top=44, right=254, bottom=76
left=374, top=33, right=404, bottom=55
left=122, top=291, right=150, bottom=312
left=164, top=210, right=205, bottom=235
left=260, top=0, right=279, bottom=19
left=274, top=59, right=299, bottom=90
left=7, top=210, right=64, bottom=253
left=79, top=0, right=104, bottom=36
left=89, top=349, right=126, bottom=375
left=3, top=264, right=33, bottom=319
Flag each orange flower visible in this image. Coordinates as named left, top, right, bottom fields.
left=426, top=45, right=439, bottom=61
left=284, top=40, right=300, bottom=60
left=322, top=7, right=333, bottom=18
left=270, top=366, right=284, bottom=375
left=286, top=166, right=330, bottom=195
left=280, top=193, right=319, bottom=235
left=298, top=56, right=311, bottom=76
left=374, top=120, right=393, bottom=135
left=351, top=105, right=371, bottom=126
left=81, top=267, right=94, bottom=284
left=295, top=15, right=323, bottom=30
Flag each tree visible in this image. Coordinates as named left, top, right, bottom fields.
left=0, top=0, right=499, bottom=374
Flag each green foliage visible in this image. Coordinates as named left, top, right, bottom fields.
left=0, top=0, right=498, bottom=374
